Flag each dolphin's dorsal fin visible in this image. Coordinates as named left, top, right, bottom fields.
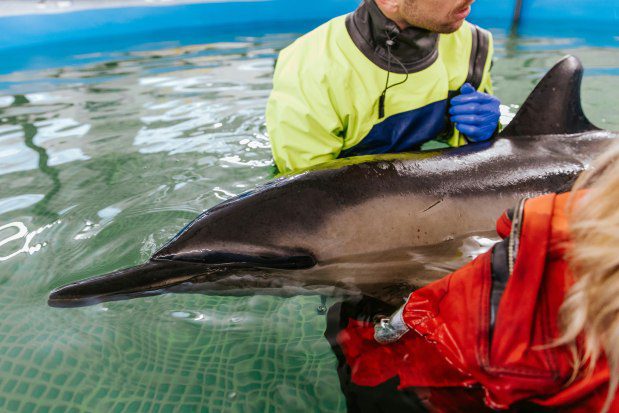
left=501, top=55, right=599, bottom=137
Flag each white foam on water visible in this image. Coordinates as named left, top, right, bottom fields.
left=0, top=220, right=60, bottom=262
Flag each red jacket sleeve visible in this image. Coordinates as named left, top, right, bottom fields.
left=495, top=209, right=513, bottom=239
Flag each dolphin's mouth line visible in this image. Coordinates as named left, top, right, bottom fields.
left=47, top=268, right=338, bottom=308
left=48, top=273, right=202, bottom=308
left=47, top=259, right=219, bottom=308
left=48, top=288, right=170, bottom=308
left=47, top=257, right=319, bottom=308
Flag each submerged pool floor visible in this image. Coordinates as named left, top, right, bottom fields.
left=0, top=24, right=618, bottom=412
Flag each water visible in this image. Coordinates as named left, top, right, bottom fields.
left=0, top=23, right=618, bottom=412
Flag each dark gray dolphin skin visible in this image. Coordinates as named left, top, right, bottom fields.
left=49, top=55, right=618, bottom=308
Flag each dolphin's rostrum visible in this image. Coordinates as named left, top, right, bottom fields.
left=48, top=56, right=618, bottom=308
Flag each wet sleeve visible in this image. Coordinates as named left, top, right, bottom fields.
left=266, top=50, right=345, bottom=174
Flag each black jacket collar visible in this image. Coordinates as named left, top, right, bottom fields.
left=345, top=0, right=439, bottom=74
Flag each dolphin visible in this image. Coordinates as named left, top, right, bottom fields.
left=48, top=55, right=618, bottom=308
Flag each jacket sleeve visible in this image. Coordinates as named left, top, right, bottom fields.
left=266, top=49, right=345, bottom=174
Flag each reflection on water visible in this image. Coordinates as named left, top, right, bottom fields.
left=0, top=27, right=617, bottom=412
left=0, top=194, right=44, bottom=214
left=0, top=220, right=59, bottom=262
left=0, top=124, right=37, bottom=175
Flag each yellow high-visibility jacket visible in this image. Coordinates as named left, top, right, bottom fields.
left=266, top=1, right=494, bottom=173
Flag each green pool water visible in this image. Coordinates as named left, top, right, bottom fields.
left=0, top=26, right=618, bottom=413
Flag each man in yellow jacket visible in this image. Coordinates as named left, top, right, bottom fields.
left=266, top=0, right=501, bottom=173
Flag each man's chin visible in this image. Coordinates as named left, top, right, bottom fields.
left=406, top=18, right=465, bottom=34
left=435, top=19, right=466, bottom=34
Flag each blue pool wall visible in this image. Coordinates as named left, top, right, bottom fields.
left=0, top=0, right=617, bottom=74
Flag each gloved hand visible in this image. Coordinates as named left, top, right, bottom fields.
left=449, top=83, right=501, bottom=142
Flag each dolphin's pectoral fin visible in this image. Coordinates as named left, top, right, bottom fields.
left=153, top=246, right=316, bottom=270
left=501, top=55, right=599, bottom=137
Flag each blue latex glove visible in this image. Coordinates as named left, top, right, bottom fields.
left=449, top=83, right=501, bottom=142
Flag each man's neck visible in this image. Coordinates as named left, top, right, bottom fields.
left=345, top=0, right=439, bottom=74
left=373, top=1, right=409, bottom=30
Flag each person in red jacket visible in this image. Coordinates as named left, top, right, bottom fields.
left=325, top=141, right=619, bottom=413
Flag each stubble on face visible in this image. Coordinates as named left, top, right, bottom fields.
left=399, top=0, right=466, bottom=34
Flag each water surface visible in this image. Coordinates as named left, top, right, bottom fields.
left=0, top=24, right=618, bottom=412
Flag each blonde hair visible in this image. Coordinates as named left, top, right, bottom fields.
left=557, top=140, right=619, bottom=413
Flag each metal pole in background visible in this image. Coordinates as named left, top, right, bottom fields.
left=512, top=0, right=524, bottom=30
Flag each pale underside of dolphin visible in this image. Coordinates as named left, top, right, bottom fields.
left=49, top=55, right=618, bottom=308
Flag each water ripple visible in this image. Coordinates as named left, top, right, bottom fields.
left=0, top=28, right=617, bottom=413
left=0, top=220, right=60, bottom=262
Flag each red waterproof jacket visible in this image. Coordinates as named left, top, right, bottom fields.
left=337, top=192, right=617, bottom=412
